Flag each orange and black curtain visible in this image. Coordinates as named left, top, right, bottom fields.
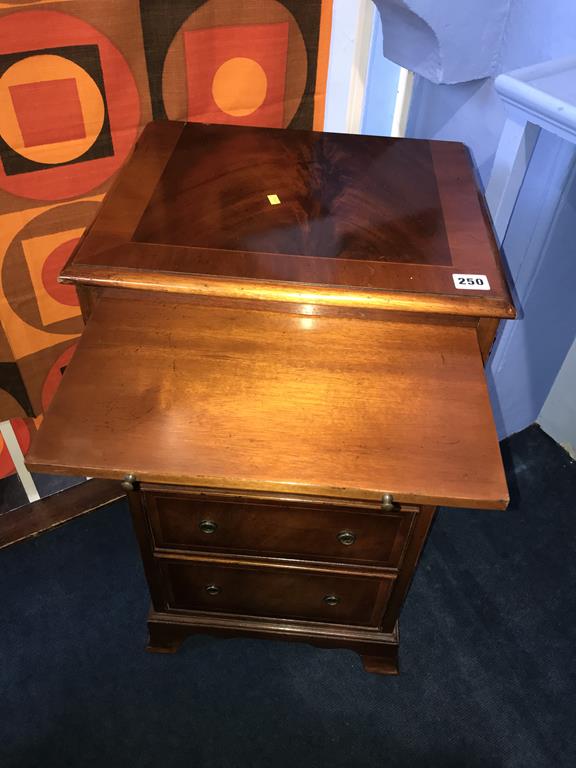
left=0, top=0, right=333, bottom=480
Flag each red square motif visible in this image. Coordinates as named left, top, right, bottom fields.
left=10, top=78, right=86, bottom=147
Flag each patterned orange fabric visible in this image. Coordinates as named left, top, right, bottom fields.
left=0, top=0, right=333, bottom=470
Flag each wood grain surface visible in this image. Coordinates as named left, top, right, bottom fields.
left=161, top=560, right=393, bottom=626
left=27, top=295, right=508, bottom=509
left=0, top=479, right=122, bottom=550
left=144, top=488, right=415, bottom=568
left=61, top=121, right=515, bottom=318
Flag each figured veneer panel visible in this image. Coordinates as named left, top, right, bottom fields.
left=132, top=126, right=450, bottom=264
left=145, top=490, right=415, bottom=567
left=161, top=560, right=392, bottom=627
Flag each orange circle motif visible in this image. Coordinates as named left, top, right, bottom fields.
left=211, top=57, right=268, bottom=117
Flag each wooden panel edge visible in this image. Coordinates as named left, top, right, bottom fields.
left=61, top=120, right=186, bottom=270
left=148, top=608, right=399, bottom=646
left=22, top=460, right=509, bottom=510
left=0, top=478, right=123, bottom=550
left=59, top=266, right=516, bottom=319
left=477, top=317, right=501, bottom=363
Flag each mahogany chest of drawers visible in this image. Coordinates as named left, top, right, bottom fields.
left=26, top=121, right=514, bottom=674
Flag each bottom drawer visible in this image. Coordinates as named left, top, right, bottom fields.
left=162, top=561, right=393, bottom=627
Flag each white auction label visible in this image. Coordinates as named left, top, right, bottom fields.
left=452, top=274, right=491, bottom=290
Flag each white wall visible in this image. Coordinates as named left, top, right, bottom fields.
left=324, top=0, right=364, bottom=132
left=325, top=0, right=377, bottom=134
left=402, top=0, right=576, bottom=439
left=538, top=339, right=576, bottom=458
left=362, top=11, right=402, bottom=136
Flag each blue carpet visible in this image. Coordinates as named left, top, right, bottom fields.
left=1, top=425, right=574, bottom=767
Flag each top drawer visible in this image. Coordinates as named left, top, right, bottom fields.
left=144, top=491, right=415, bottom=568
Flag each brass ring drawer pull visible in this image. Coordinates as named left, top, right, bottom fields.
left=199, top=519, right=218, bottom=534
left=337, top=530, right=356, bottom=546
left=205, top=584, right=221, bottom=596
left=323, top=594, right=341, bottom=607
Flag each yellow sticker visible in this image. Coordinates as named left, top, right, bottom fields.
left=267, top=194, right=281, bottom=205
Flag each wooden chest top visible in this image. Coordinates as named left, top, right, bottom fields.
left=63, top=121, right=514, bottom=318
